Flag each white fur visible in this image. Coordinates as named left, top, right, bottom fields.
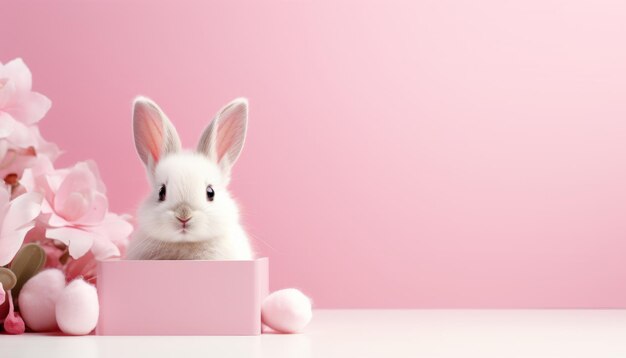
left=126, top=97, right=253, bottom=260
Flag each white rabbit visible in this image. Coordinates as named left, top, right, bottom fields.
left=126, top=97, right=254, bottom=260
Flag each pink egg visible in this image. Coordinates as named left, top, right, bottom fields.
left=55, top=279, right=99, bottom=335
left=18, top=269, right=66, bottom=332
left=4, top=311, right=26, bottom=334
left=261, top=288, right=312, bottom=333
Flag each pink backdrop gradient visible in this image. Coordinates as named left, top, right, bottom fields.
left=3, top=1, right=626, bottom=308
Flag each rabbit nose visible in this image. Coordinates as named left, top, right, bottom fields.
left=176, top=204, right=192, bottom=223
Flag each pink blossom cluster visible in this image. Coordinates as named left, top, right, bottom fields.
left=0, top=58, right=132, bottom=331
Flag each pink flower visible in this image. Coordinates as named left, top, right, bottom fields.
left=0, top=136, right=60, bottom=183
left=0, top=59, right=60, bottom=180
left=26, top=213, right=131, bottom=283
left=0, top=58, right=51, bottom=147
left=25, top=161, right=133, bottom=260
left=0, top=185, right=42, bottom=266
left=0, top=145, right=37, bottom=181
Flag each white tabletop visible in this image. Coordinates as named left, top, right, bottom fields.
left=2, top=309, right=626, bottom=357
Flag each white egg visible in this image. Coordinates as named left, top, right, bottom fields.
left=18, top=269, right=66, bottom=332
left=55, top=279, right=99, bottom=335
left=261, top=288, right=312, bottom=333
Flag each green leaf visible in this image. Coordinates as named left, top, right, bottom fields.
left=10, top=243, right=47, bottom=304
left=0, top=267, right=17, bottom=291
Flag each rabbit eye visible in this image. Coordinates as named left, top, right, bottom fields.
left=206, top=185, right=215, bottom=201
left=158, top=184, right=166, bottom=202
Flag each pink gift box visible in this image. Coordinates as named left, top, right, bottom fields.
left=96, top=258, right=268, bottom=336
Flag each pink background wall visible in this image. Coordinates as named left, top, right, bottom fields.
left=3, top=1, right=626, bottom=308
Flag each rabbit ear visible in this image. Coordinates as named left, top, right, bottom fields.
left=132, top=96, right=181, bottom=171
left=197, top=98, right=248, bottom=175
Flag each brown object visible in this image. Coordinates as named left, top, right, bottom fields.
left=10, top=243, right=47, bottom=304
left=0, top=267, right=17, bottom=291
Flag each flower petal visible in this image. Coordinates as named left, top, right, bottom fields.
left=89, top=229, right=121, bottom=260
left=6, top=120, right=36, bottom=147
left=0, top=225, right=35, bottom=266
left=54, top=165, right=96, bottom=222
left=64, top=252, right=97, bottom=282
left=0, top=77, right=17, bottom=108
left=58, top=192, right=90, bottom=222
left=0, top=112, right=16, bottom=138
left=0, top=184, right=9, bottom=205
left=47, top=210, right=71, bottom=227
left=46, top=227, right=94, bottom=259
left=88, top=213, right=133, bottom=257
left=3, top=58, right=32, bottom=93
left=0, top=147, right=38, bottom=180
left=0, top=188, right=39, bottom=266
left=102, top=213, right=134, bottom=244
left=30, top=127, right=61, bottom=162
left=75, top=192, right=108, bottom=226
left=39, top=170, right=65, bottom=206
left=5, top=92, right=51, bottom=125
left=40, top=197, right=53, bottom=214
left=0, top=191, right=42, bottom=235
left=0, top=139, right=8, bottom=160
left=83, top=161, right=106, bottom=194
